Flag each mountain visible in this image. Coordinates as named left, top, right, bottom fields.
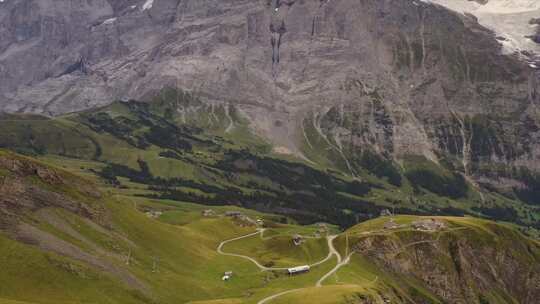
left=0, top=149, right=538, bottom=304
left=1, top=0, right=540, bottom=213
left=1, top=2, right=540, bottom=302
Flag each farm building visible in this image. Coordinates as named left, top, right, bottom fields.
left=225, top=211, right=242, bottom=217
left=287, top=265, right=310, bottom=275
left=145, top=210, right=162, bottom=218
left=222, top=271, right=233, bottom=281
left=292, top=234, right=304, bottom=246
left=316, top=223, right=329, bottom=235
left=380, top=209, right=392, bottom=217
left=202, top=209, right=216, bottom=217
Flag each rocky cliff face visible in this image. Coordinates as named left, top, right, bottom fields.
left=1, top=0, right=540, bottom=196
left=347, top=217, right=540, bottom=303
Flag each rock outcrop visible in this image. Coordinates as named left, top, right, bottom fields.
left=350, top=218, right=540, bottom=303
left=0, top=151, right=103, bottom=229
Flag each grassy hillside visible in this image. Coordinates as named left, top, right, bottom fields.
left=331, top=215, right=540, bottom=304
left=0, top=150, right=337, bottom=303
left=269, top=285, right=382, bottom=304
left=0, top=89, right=537, bottom=235
left=0, top=299, right=37, bottom=304
left=0, top=151, right=539, bottom=303
left=0, top=91, right=539, bottom=303
left=221, top=229, right=329, bottom=268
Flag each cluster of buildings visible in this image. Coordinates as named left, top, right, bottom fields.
left=202, top=209, right=264, bottom=227
left=383, top=217, right=447, bottom=232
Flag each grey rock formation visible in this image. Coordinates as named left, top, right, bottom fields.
left=1, top=0, right=540, bottom=189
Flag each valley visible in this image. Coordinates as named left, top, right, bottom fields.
left=0, top=91, right=538, bottom=235
left=0, top=116, right=538, bottom=303
left=1, top=1, right=540, bottom=303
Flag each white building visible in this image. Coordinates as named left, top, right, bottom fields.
left=287, top=265, right=310, bottom=275
left=222, top=271, right=233, bottom=281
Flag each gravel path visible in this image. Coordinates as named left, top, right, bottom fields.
left=217, top=231, right=358, bottom=304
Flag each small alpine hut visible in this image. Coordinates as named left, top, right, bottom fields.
left=202, top=209, right=216, bottom=217
left=225, top=211, right=242, bottom=218
left=287, top=265, right=310, bottom=275
left=292, top=234, right=304, bottom=246
left=222, top=271, right=233, bottom=281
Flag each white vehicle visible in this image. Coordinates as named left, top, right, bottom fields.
left=287, top=265, right=310, bottom=275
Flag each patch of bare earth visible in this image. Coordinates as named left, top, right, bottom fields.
left=15, top=222, right=149, bottom=295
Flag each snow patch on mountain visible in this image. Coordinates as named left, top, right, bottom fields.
left=425, top=0, right=540, bottom=56
left=479, top=0, right=540, bottom=14
left=426, top=0, right=540, bottom=14
left=142, top=0, right=154, bottom=11
left=102, top=17, right=117, bottom=25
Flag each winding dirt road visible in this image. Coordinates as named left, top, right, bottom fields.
left=217, top=229, right=288, bottom=271
left=316, top=253, right=352, bottom=287
left=217, top=229, right=336, bottom=272
left=314, top=234, right=356, bottom=287
left=257, top=288, right=306, bottom=304
left=256, top=234, right=354, bottom=303
left=216, top=230, right=356, bottom=304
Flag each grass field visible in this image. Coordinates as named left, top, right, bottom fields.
left=0, top=232, right=148, bottom=304
left=0, top=156, right=342, bottom=304
left=0, top=299, right=38, bottom=304
left=269, top=285, right=382, bottom=304
left=1, top=182, right=538, bottom=304
left=221, top=231, right=329, bottom=268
